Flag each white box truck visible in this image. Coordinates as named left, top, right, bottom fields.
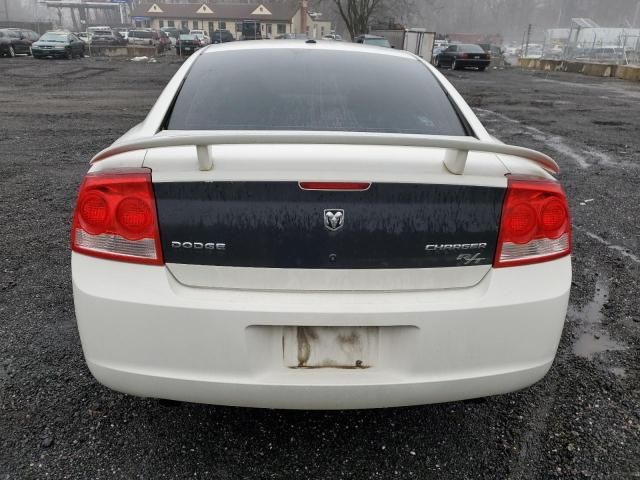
left=370, top=28, right=436, bottom=60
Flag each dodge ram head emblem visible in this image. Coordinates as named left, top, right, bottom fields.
left=324, top=209, right=344, bottom=231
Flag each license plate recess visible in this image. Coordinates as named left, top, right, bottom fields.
left=283, top=326, right=378, bottom=369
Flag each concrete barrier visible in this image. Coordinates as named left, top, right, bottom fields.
left=580, top=62, right=614, bottom=77
left=88, top=45, right=162, bottom=58
left=614, top=65, right=640, bottom=81
left=539, top=59, right=563, bottom=71
left=518, top=57, right=640, bottom=82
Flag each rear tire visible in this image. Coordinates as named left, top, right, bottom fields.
left=434, top=57, right=441, bottom=68
left=451, top=59, right=458, bottom=70
left=478, top=66, right=486, bottom=72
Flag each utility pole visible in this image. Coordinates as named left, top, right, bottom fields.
left=556, top=4, right=563, bottom=28
left=3, top=0, right=9, bottom=21
left=633, top=1, right=640, bottom=28
left=33, top=0, right=41, bottom=34
left=524, top=23, right=532, bottom=57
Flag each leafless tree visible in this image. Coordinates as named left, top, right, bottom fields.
left=331, top=0, right=385, bottom=39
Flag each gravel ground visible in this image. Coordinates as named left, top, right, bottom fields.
left=0, top=56, right=638, bottom=479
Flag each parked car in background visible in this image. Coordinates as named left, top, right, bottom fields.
left=520, top=44, right=543, bottom=59
left=322, top=33, right=342, bottom=41
left=161, top=27, right=180, bottom=45
left=432, top=45, right=446, bottom=60
left=158, top=30, right=171, bottom=51
left=90, top=29, right=125, bottom=46
left=76, top=32, right=92, bottom=43
left=32, top=31, right=85, bottom=59
left=112, top=27, right=129, bottom=41
left=481, top=44, right=506, bottom=67
left=87, top=26, right=110, bottom=35
left=175, top=33, right=200, bottom=55
left=0, top=28, right=33, bottom=57
left=9, top=28, right=40, bottom=43
left=190, top=29, right=210, bottom=45
left=211, top=29, right=234, bottom=44
left=434, top=43, right=491, bottom=70
left=354, top=34, right=392, bottom=48
left=128, top=29, right=169, bottom=51
left=127, top=29, right=155, bottom=46
left=278, top=33, right=308, bottom=39
left=504, top=45, right=520, bottom=56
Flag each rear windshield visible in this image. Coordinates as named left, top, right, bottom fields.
left=167, top=49, right=467, bottom=136
left=130, top=31, right=152, bottom=38
left=364, top=38, right=391, bottom=48
left=459, top=44, right=486, bottom=53
left=93, top=31, right=112, bottom=36
left=40, top=33, right=67, bottom=42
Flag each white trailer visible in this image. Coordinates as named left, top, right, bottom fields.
left=370, top=28, right=436, bottom=60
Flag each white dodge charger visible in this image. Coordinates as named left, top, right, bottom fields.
left=71, top=41, right=571, bottom=409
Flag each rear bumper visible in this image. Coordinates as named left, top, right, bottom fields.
left=176, top=45, right=199, bottom=53
left=32, top=49, right=67, bottom=58
left=457, top=59, right=491, bottom=68
left=72, top=254, right=571, bottom=409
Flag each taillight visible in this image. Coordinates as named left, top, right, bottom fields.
left=494, top=176, right=571, bottom=268
left=71, top=168, right=163, bottom=265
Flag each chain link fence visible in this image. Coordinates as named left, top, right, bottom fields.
left=517, top=24, right=640, bottom=66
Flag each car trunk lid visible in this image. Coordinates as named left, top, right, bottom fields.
left=145, top=143, right=508, bottom=291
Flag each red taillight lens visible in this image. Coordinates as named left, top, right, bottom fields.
left=299, top=182, right=371, bottom=191
left=71, top=168, right=163, bottom=265
left=79, top=193, right=109, bottom=232
left=540, top=199, right=567, bottom=235
left=116, top=197, right=153, bottom=238
left=505, top=203, right=537, bottom=241
left=494, top=176, right=571, bottom=268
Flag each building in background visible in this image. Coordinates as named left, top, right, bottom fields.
left=129, top=2, right=331, bottom=39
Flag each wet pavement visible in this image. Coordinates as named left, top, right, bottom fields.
left=0, top=57, right=639, bottom=479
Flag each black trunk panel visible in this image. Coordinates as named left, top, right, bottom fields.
left=154, top=182, right=505, bottom=269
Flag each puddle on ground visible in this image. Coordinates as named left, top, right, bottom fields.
left=570, top=280, right=627, bottom=359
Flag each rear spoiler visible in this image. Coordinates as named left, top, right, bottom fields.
left=90, top=131, right=559, bottom=175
